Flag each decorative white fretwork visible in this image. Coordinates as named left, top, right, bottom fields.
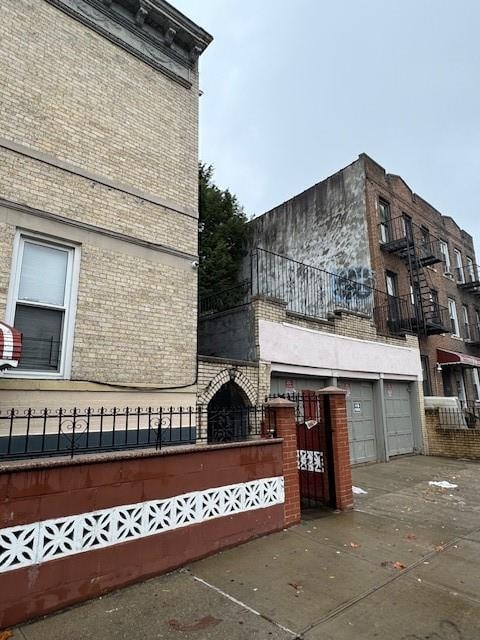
left=0, top=476, right=284, bottom=574
left=297, top=449, right=325, bottom=473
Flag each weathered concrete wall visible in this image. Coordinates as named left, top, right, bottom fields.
left=249, top=157, right=372, bottom=283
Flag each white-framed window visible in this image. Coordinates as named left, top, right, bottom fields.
left=447, top=298, right=460, bottom=337
left=378, top=199, right=391, bottom=243
left=5, top=232, right=80, bottom=378
left=454, top=249, right=464, bottom=283
left=462, top=305, right=471, bottom=340
left=473, top=368, right=480, bottom=401
left=440, top=241, right=451, bottom=275
left=466, top=257, right=475, bottom=283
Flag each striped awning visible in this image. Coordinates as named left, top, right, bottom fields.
left=0, top=322, right=22, bottom=369
left=437, top=348, right=480, bottom=368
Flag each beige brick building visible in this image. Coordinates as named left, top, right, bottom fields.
left=0, top=0, right=211, bottom=410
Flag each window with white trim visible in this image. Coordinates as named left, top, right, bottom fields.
left=439, top=241, right=451, bottom=275
left=466, top=257, right=475, bottom=283
left=462, top=305, right=471, bottom=340
left=447, top=298, right=460, bottom=337
left=454, top=249, right=464, bottom=283
left=473, top=368, right=480, bottom=401
left=7, top=234, right=79, bottom=377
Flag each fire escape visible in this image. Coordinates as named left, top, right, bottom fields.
left=379, top=215, right=450, bottom=335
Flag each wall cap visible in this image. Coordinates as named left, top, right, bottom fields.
left=317, top=386, right=347, bottom=395
left=265, top=398, right=296, bottom=407
left=0, top=438, right=283, bottom=474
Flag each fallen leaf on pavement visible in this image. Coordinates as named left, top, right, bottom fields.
left=435, top=544, right=444, bottom=552
left=288, top=581, right=302, bottom=591
left=405, top=533, right=417, bottom=540
left=392, top=561, right=406, bottom=570
left=0, top=631, right=13, bottom=640
left=349, top=542, right=360, bottom=548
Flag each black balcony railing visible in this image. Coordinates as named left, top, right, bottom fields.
left=379, top=216, right=443, bottom=266
left=200, top=248, right=413, bottom=337
left=457, top=262, right=480, bottom=293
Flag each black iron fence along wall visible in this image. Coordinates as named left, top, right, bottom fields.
left=0, top=405, right=274, bottom=461
left=200, top=248, right=414, bottom=337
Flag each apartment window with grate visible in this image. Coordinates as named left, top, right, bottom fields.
left=6, top=233, right=80, bottom=377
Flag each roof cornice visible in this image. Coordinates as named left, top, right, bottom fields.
left=45, top=0, right=213, bottom=88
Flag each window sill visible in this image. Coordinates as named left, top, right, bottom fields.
left=0, top=371, right=67, bottom=380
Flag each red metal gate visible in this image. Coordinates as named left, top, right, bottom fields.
left=296, top=391, right=335, bottom=508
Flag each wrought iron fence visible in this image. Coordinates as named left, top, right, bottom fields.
left=0, top=405, right=275, bottom=461
left=200, top=248, right=412, bottom=337
left=438, top=405, right=480, bottom=429
left=251, top=248, right=375, bottom=318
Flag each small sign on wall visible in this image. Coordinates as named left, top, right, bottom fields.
left=353, top=401, right=361, bottom=413
left=386, top=383, right=393, bottom=398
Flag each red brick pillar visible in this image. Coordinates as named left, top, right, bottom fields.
left=317, top=387, right=353, bottom=511
left=266, top=398, right=300, bottom=527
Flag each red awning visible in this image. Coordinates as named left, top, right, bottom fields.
left=0, top=321, right=22, bottom=369
left=437, top=348, right=480, bottom=368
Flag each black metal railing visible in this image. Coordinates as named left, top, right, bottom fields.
left=439, top=405, right=480, bottom=429
left=251, top=248, right=376, bottom=318
left=0, top=405, right=274, bottom=461
left=379, top=216, right=443, bottom=265
left=199, top=279, right=251, bottom=315
left=465, top=323, right=480, bottom=344
left=456, top=262, right=480, bottom=291
left=200, top=247, right=414, bottom=337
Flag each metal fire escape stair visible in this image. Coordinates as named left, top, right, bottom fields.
left=380, top=217, right=449, bottom=336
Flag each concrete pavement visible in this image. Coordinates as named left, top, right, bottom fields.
left=13, top=456, right=480, bottom=639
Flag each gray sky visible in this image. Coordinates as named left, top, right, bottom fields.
left=177, top=0, right=480, bottom=250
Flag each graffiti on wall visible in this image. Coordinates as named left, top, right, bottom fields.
left=334, top=266, right=375, bottom=310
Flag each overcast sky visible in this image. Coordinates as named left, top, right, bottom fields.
left=176, top=0, right=480, bottom=250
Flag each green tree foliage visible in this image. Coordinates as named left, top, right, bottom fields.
left=198, top=163, right=251, bottom=299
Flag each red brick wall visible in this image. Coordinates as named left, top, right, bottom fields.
left=0, top=441, right=284, bottom=628
left=363, top=154, right=480, bottom=401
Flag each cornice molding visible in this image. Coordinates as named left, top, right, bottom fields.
left=44, top=0, right=212, bottom=88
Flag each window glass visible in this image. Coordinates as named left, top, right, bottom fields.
left=18, top=242, right=68, bottom=306
left=448, top=298, right=459, bottom=336
left=14, top=305, right=63, bottom=371
left=440, top=241, right=451, bottom=273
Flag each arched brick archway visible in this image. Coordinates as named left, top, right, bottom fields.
left=199, top=368, right=257, bottom=407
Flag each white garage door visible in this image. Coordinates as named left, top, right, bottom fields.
left=341, top=380, right=377, bottom=464
left=384, top=381, right=414, bottom=456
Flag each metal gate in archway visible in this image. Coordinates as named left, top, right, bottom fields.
left=295, top=391, right=336, bottom=509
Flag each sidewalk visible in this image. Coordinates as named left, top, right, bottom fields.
left=14, top=456, right=480, bottom=639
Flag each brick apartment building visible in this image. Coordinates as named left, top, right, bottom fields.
left=0, top=0, right=211, bottom=410
left=363, top=155, right=480, bottom=406
left=199, top=153, right=479, bottom=464
left=244, top=153, right=480, bottom=410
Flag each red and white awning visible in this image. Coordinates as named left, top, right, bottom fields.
left=0, top=322, right=22, bottom=369
left=437, top=348, right=480, bottom=368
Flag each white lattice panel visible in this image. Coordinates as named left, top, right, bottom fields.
left=0, top=476, right=284, bottom=574
left=297, top=449, right=325, bottom=473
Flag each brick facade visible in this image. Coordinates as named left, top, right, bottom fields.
left=425, top=408, right=480, bottom=459
left=363, top=154, right=480, bottom=403
left=0, top=0, right=212, bottom=407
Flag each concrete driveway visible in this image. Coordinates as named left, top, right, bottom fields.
left=14, top=456, right=480, bottom=639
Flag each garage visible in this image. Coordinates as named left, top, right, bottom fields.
left=340, top=380, right=377, bottom=464
left=384, top=381, right=414, bottom=456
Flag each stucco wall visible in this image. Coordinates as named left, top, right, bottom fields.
left=259, top=319, right=422, bottom=380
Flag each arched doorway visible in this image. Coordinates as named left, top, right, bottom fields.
left=207, top=381, right=250, bottom=443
